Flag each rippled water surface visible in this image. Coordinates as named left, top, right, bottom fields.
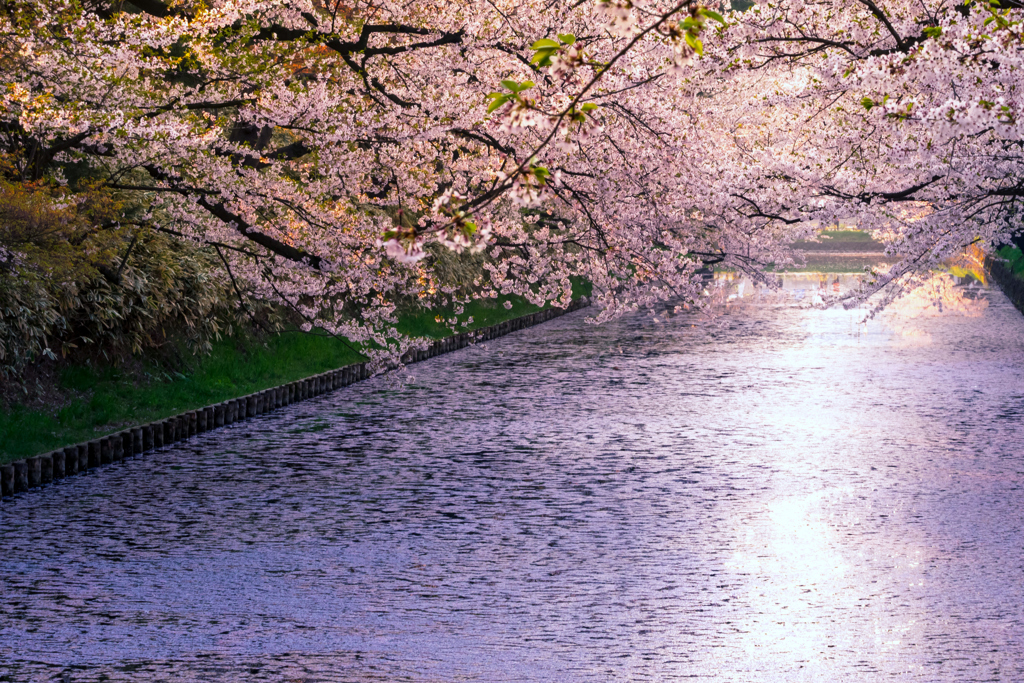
left=3, top=279, right=1024, bottom=682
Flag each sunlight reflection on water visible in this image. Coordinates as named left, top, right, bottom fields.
left=2, top=275, right=1023, bottom=682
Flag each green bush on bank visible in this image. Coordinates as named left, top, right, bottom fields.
left=0, top=181, right=246, bottom=378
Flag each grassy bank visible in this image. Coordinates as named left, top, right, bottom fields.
left=997, top=245, right=1024, bottom=275
left=0, top=286, right=589, bottom=463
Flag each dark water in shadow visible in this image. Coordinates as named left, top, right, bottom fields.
left=3, top=279, right=1024, bottom=682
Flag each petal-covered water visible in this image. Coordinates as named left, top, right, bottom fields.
left=2, top=277, right=1024, bottom=682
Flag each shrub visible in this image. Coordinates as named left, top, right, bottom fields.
left=0, top=181, right=251, bottom=377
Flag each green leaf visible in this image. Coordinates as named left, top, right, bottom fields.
left=861, top=96, right=875, bottom=111
left=557, top=33, right=576, bottom=45
left=531, top=38, right=560, bottom=49
left=487, top=94, right=511, bottom=113
left=531, top=49, right=557, bottom=66
left=684, top=33, right=703, bottom=55
left=922, top=25, right=942, bottom=38
left=699, top=8, right=726, bottom=24
left=580, top=102, right=598, bottom=111
left=500, top=79, right=535, bottom=93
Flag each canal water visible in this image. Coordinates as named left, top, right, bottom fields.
left=2, top=275, right=1024, bottom=682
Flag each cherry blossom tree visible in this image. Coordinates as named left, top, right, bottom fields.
left=2, top=0, right=1022, bottom=366
left=2, top=0, right=738, bottom=359
left=688, top=0, right=1024, bottom=307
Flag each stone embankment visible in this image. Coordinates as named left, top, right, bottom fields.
left=987, top=256, right=1024, bottom=316
left=0, top=300, right=588, bottom=502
